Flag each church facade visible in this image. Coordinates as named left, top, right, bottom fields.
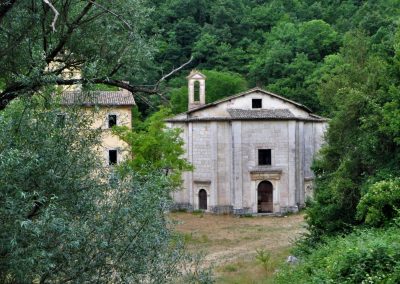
left=167, top=71, right=327, bottom=214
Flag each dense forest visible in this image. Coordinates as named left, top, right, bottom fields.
left=0, top=0, right=399, bottom=282
left=140, top=0, right=399, bottom=116
left=122, top=0, right=400, bottom=281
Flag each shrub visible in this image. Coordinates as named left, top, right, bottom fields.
left=255, top=249, right=272, bottom=273
left=275, top=227, right=400, bottom=284
left=0, top=98, right=211, bottom=283
left=357, top=178, right=400, bottom=227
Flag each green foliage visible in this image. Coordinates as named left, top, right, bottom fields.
left=169, top=70, right=248, bottom=114
left=357, top=179, right=400, bottom=227
left=0, top=98, right=209, bottom=283
left=305, top=30, right=400, bottom=238
left=0, top=0, right=156, bottom=109
left=113, top=107, right=193, bottom=186
left=275, top=227, right=400, bottom=284
left=255, top=249, right=272, bottom=273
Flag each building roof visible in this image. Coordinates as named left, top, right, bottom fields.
left=166, top=113, right=325, bottom=123
left=186, top=87, right=312, bottom=114
left=227, top=109, right=295, bottom=119
left=166, top=87, right=328, bottom=123
left=59, top=91, right=135, bottom=106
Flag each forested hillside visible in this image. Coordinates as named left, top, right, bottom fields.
left=143, top=0, right=399, bottom=116
left=0, top=1, right=399, bottom=282
left=149, top=1, right=400, bottom=282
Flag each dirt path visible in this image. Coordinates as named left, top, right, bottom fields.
left=169, top=213, right=306, bottom=267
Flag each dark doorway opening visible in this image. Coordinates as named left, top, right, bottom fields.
left=199, top=189, right=207, bottom=210
left=257, top=181, right=273, bottom=213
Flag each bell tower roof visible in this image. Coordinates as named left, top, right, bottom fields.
left=186, top=70, right=207, bottom=79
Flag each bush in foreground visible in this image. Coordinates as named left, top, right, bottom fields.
left=275, top=227, right=400, bottom=284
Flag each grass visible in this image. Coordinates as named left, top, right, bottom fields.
left=169, top=212, right=306, bottom=283
left=216, top=247, right=291, bottom=284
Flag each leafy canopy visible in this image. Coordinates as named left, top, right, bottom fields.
left=113, top=107, right=193, bottom=187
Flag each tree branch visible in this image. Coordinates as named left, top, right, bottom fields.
left=55, top=78, right=158, bottom=94
left=43, top=0, right=59, bottom=32
left=45, top=2, right=93, bottom=63
left=87, top=0, right=132, bottom=30
left=155, top=56, right=194, bottom=88
left=0, top=55, right=194, bottom=110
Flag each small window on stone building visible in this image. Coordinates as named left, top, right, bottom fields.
left=109, top=150, right=118, bottom=165
left=258, top=149, right=271, bottom=165
left=108, top=114, right=117, bottom=128
left=252, top=99, right=262, bottom=108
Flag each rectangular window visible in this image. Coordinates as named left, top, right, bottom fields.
left=252, top=99, right=262, bottom=108
left=108, top=114, right=117, bottom=128
left=258, top=149, right=271, bottom=165
left=109, top=150, right=118, bottom=165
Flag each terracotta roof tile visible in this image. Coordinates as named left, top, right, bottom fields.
left=59, top=91, right=135, bottom=106
left=227, top=109, right=295, bottom=119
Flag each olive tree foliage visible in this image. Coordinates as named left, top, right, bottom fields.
left=0, top=97, right=211, bottom=283
left=0, top=0, right=162, bottom=110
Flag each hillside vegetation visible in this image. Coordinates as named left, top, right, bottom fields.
left=149, top=0, right=400, bottom=282
left=0, top=0, right=399, bottom=283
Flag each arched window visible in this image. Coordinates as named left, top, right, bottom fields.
left=194, top=81, right=200, bottom=102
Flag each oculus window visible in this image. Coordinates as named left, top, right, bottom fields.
left=108, top=114, right=117, bottom=128
left=258, top=149, right=271, bottom=165
left=252, top=99, right=262, bottom=108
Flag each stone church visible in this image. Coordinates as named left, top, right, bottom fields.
left=167, top=71, right=327, bottom=214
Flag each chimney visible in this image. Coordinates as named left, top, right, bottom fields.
left=187, top=70, right=206, bottom=110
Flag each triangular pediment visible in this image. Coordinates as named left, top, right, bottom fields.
left=186, top=70, right=206, bottom=79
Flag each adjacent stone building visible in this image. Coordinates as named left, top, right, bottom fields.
left=167, top=71, right=327, bottom=214
left=60, top=89, right=135, bottom=166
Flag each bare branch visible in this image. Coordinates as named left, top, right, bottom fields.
left=88, top=0, right=132, bottom=30
left=43, top=0, right=59, bottom=32
left=155, top=56, right=194, bottom=88
left=45, top=2, right=93, bottom=63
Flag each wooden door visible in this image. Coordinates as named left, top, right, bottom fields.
left=257, top=181, right=273, bottom=213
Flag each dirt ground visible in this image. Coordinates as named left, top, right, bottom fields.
left=169, top=212, right=306, bottom=268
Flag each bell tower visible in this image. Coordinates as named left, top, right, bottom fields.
left=187, top=70, right=206, bottom=110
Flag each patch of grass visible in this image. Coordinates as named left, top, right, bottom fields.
left=192, top=210, right=204, bottom=217
left=216, top=247, right=292, bottom=284
left=181, top=232, right=194, bottom=244
left=221, top=263, right=240, bottom=272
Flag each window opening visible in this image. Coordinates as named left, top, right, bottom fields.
left=194, top=81, right=200, bottom=102
left=252, top=99, right=262, bottom=108
left=258, top=149, right=271, bottom=165
left=108, top=114, right=117, bottom=128
left=109, top=150, right=117, bottom=165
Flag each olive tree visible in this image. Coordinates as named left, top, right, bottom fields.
left=0, top=97, right=211, bottom=283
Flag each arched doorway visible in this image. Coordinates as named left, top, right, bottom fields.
left=257, top=181, right=273, bottom=213
left=199, top=189, right=207, bottom=210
